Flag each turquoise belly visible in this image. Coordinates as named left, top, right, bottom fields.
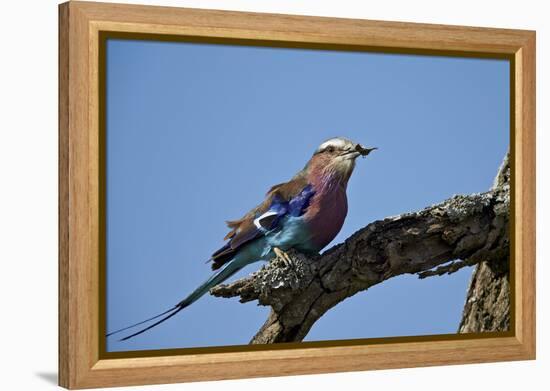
left=263, top=216, right=317, bottom=257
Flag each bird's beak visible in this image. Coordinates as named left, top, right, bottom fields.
left=355, top=144, right=378, bottom=156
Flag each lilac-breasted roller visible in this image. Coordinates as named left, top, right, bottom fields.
left=107, top=137, right=376, bottom=341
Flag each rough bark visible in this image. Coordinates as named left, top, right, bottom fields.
left=211, top=154, right=510, bottom=344
left=458, top=154, right=510, bottom=333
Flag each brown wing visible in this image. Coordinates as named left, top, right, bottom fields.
left=209, top=173, right=309, bottom=270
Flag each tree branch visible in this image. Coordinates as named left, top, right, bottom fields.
left=211, top=154, right=510, bottom=344
left=458, top=153, right=511, bottom=333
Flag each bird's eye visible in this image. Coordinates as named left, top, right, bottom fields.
left=326, top=146, right=335, bottom=153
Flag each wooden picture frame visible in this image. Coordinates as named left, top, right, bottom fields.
left=59, top=1, right=536, bottom=388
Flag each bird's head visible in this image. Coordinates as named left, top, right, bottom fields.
left=308, top=137, right=377, bottom=185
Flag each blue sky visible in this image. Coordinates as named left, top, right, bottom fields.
left=105, top=39, right=509, bottom=352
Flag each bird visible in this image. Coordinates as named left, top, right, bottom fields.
left=107, top=137, right=377, bottom=341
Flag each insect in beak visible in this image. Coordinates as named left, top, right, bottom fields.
left=356, top=144, right=378, bottom=157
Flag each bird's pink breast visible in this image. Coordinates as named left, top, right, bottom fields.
left=303, top=183, right=348, bottom=251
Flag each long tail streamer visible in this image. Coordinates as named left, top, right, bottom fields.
left=106, top=260, right=245, bottom=341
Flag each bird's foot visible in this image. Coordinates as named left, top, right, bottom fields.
left=273, top=247, right=294, bottom=269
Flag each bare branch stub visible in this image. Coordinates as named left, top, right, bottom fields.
left=211, top=154, right=510, bottom=344
left=458, top=153, right=511, bottom=333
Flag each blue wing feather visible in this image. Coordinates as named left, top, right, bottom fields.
left=209, top=184, right=315, bottom=270
left=288, top=184, right=314, bottom=216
